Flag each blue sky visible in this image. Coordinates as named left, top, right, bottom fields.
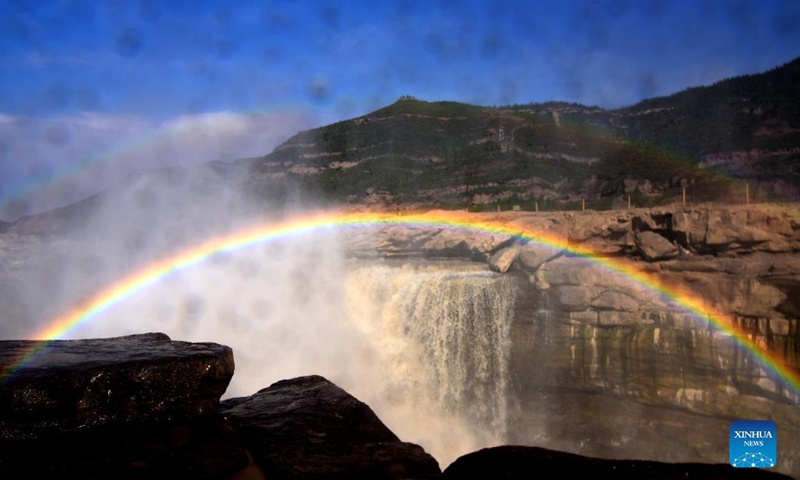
left=1, top=0, right=799, bottom=218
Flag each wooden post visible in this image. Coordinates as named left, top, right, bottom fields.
left=682, top=187, right=686, bottom=207
left=745, top=183, right=750, bottom=205
left=582, top=197, right=585, bottom=212
left=535, top=202, right=539, bottom=213
left=627, top=194, right=631, bottom=210
left=497, top=204, right=500, bottom=213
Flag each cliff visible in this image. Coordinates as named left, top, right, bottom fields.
left=338, top=202, right=800, bottom=475
left=0, top=334, right=791, bottom=479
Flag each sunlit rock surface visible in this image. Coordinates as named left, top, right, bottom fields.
left=488, top=246, right=519, bottom=273
left=635, top=230, right=680, bottom=260
left=340, top=204, right=800, bottom=477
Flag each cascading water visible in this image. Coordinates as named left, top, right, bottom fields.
left=344, top=260, right=518, bottom=466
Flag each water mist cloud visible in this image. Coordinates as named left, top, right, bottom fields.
left=0, top=163, right=519, bottom=469
left=0, top=110, right=311, bottom=219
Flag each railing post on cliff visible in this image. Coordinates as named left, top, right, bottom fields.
left=582, top=197, right=585, bottom=212
left=682, top=187, right=686, bottom=208
left=746, top=183, right=750, bottom=205
left=627, top=194, right=631, bottom=210
left=535, top=202, right=539, bottom=213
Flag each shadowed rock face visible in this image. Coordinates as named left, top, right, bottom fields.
left=0, top=333, right=795, bottom=478
left=220, top=375, right=442, bottom=480
left=441, top=446, right=792, bottom=480
left=0, top=333, right=249, bottom=479
left=0, top=332, right=234, bottom=440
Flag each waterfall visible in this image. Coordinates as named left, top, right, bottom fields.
left=345, top=260, right=517, bottom=466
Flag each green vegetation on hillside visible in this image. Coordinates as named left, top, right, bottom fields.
left=243, top=58, right=800, bottom=209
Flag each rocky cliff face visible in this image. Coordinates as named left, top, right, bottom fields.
left=1, top=335, right=791, bottom=479
left=339, top=203, right=800, bottom=477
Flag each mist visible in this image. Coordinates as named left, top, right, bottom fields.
left=0, top=165, right=518, bottom=468
left=0, top=111, right=311, bottom=220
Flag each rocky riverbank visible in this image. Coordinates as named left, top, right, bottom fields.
left=0, top=334, right=792, bottom=479
left=338, top=203, right=800, bottom=475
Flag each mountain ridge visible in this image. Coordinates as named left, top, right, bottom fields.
left=5, top=58, right=800, bottom=229
left=236, top=57, right=800, bottom=210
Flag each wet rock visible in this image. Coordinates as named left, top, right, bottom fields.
left=442, top=446, right=791, bottom=479
left=597, top=310, right=639, bottom=325
left=220, top=375, right=441, bottom=480
left=635, top=230, right=679, bottom=261
left=0, top=332, right=234, bottom=440
left=0, top=333, right=248, bottom=479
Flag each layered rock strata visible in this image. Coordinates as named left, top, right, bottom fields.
left=339, top=203, right=800, bottom=476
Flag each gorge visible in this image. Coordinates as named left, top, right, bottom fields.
left=1, top=201, right=798, bottom=477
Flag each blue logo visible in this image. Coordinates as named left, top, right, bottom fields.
left=729, top=420, right=777, bottom=468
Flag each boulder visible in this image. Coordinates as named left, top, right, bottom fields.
left=220, top=375, right=441, bottom=480
left=488, top=246, right=519, bottom=273
left=517, top=242, right=561, bottom=272
left=420, top=229, right=472, bottom=258
left=442, top=446, right=791, bottom=479
left=467, top=230, right=517, bottom=258
left=635, top=230, right=679, bottom=261
left=0, top=332, right=234, bottom=439
left=0, top=333, right=248, bottom=479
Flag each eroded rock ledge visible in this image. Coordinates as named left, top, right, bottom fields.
left=0, top=334, right=792, bottom=479
left=340, top=204, right=800, bottom=368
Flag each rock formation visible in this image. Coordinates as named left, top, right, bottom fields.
left=338, top=203, right=800, bottom=476
left=220, top=375, right=441, bottom=480
left=0, top=334, right=440, bottom=479
left=1, top=334, right=792, bottom=479
left=0, top=333, right=248, bottom=479
left=442, top=446, right=790, bottom=480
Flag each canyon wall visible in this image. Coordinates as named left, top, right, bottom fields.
left=341, top=203, right=800, bottom=476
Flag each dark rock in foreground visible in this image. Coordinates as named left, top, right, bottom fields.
left=0, top=333, right=248, bottom=479
left=441, top=446, right=791, bottom=480
left=0, top=416, right=250, bottom=479
left=220, top=375, right=441, bottom=480
left=2, top=333, right=792, bottom=479
left=0, top=332, right=234, bottom=439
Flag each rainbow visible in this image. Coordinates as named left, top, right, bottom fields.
left=3, top=210, right=799, bottom=399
